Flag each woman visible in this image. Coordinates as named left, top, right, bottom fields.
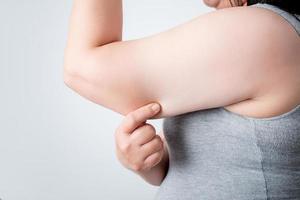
left=63, top=0, right=300, bottom=199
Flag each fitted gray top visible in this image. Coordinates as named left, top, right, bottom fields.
left=154, top=3, right=300, bottom=200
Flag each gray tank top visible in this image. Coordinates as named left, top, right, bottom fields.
left=154, top=3, right=300, bottom=200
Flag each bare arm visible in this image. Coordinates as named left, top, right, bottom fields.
left=64, top=0, right=122, bottom=51
left=63, top=0, right=298, bottom=118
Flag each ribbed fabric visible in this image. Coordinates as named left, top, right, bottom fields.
left=154, top=4, right=300, bottom=200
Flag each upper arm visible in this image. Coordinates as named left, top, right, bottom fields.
left=64, top=6, right=297, bottom=118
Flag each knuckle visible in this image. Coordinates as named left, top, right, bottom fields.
left=152, top=137, right=160, bottom=146
left=153, top=153, right=163, bottom=165
left=132, top=163, right=143, bottom=171
left=158, top=141, right=164, bottom=150
left=120, top=142, right=131, bottom=153
left=145, top=153, right=161, bottom=168
left=143, top=124, right=155, bottom=132
left=151, top=152, right=161, bottom=161
left=155, top=137, right=163, bottom=149
left=114, top=127, right=121, bottom=137
left=115, top=125, right=126, bottom=136
left=128, top=112, right=138, bottom=124
left=134, top=124, right=155, bottom=137
left=154, top=135, right=162, bottom=144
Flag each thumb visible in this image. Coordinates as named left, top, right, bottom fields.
left=118, top=102, right=161, bottom=134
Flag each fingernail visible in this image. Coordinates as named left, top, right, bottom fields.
left=151, top=103, right=160, bottom=112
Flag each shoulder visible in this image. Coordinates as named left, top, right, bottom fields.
left=168, top=5, right=300, bottom=66
left=206, top=5, right=300, bottom=87
left=199, top=5, right=299, bottom=46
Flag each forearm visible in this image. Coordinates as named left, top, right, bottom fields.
left=63, top=0, right=127, bottom=110
left=64, top=0, right=122, bottom=72
left=134, top=140, right=169, bottom=186
left=65, top=0, right=122, bottom=50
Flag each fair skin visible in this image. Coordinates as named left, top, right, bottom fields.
left=64, top=0, right=300, bottom=185
left=64, top=0, right=300, bottom=119
left=114, top=103, right=168, bottom=186
left=114, top=0, right=253, bottom=187
left=203, top=0, right=247, bottom=9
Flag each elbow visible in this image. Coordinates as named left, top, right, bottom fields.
left=63, top=50, right=80, bottom=89
left=63, top=42, right=118, bottom=91
left=63, top=50, right=96, bottom=89
left=63, top=61, right=79, bottom=90
left=63, top=68, right=74, bottom=89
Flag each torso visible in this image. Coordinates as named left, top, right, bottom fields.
left=156, top=5, right=300, bottom=200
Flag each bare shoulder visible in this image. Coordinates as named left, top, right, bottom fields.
left=196, top=5, right=299, bottom=53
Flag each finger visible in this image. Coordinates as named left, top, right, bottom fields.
left=157, top=130, right=166, bottom=142
left=140, top=135, right=164, bottom=157
left=130, top=123, right=156, bottom=145
left=144, top=149, right=164, bottom=169
left=117, top=102, right=161, bottom=134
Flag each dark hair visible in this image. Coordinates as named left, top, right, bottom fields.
left=247, top=0, right=300, bottom=15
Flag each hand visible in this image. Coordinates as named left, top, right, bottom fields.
left=114, top=102, right=164, bottom=172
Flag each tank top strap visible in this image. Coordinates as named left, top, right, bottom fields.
left=250, top=3, right=300, bottom=36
